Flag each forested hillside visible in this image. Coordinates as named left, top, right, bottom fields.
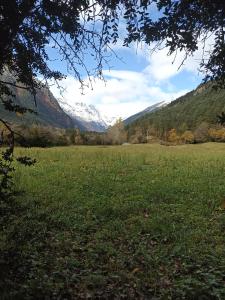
left=126, top=83, right=225, bottom=140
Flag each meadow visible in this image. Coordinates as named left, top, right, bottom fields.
left=2, top=143, right=225, bottom=299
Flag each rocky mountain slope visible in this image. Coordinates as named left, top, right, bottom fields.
left=0, top=86, right=79, bottom=129
left=0, top=73, right=115, bottom=131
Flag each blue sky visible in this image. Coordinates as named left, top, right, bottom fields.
left=48, top=6, right=214, bottom=120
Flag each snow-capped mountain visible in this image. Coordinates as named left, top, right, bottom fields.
left=102, top=115, right=118, bottom=127
left=58, top=100, right=115, bottom=132
left=124, top=101, right=168, bottom=125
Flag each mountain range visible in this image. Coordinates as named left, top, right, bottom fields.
left=0, top=86, right=77, bottom=129
left=58, top=99, right=116, bottom=132
left=1, top=72, right=225, bottom=136
left=0, top=72, right=163, bottom=132
left=126, top=82, right=225, bottom=136
left=0, top=73, right=116, bottom=132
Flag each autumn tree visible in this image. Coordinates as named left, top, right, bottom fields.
left=208, top=127, right=225, bottom=142
left=128, top=125, right=148, bottom=144
left=146, top=126, right=158, bottom=143
left=107, top=118, right=127, bottom=145
left=73, top=129, right=84, bottom=145
left=168, top=129, right=180, bottom=144
left=181, top=130, right=194, bottom=144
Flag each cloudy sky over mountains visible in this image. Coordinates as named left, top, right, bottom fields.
left=49, top=14, right=215, bottom=120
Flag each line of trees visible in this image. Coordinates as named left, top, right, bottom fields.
left=1, top=120, right=225, bottom=148
left=127, top=122, right=225, bottom=145
left=0, top=119, right=128, bottom=147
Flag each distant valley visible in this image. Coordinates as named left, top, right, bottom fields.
left=1, top=74, right=225, bottom=138
left=0, top=72, right=166, bottom=132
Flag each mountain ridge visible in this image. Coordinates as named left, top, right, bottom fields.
left=0, top=86, right=78, bottom=129
left=0, top=73, right=116, bottom=132
left=124, top=101, right=167, bottom=125
left=125, top=82, right=225, bottom=137
left=58, top=99, right=117, bottom=132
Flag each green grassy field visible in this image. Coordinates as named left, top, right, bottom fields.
left=2, top=143, right=225, bottom=299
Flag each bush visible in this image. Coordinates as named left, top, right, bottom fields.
left=194, top=122, right=209, bottom=143
left=181, top=130, right=194, bottom=144
left=15, top=125, right=70, bottom=147
left=167, top=129, right=180, bottom=144
left=208, top=127, right=225, bottom=142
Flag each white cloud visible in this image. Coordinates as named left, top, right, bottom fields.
left=45, top=5, right=218, bottom=124
left=49, top=33, right=216, bottom=120
left=50, top=70, right=187, bottom=120
left=142, top=34, right=215, bottom=82
left=144, top=48, right=184, bottom=81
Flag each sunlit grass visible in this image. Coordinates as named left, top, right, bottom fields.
left=3, top=143, right=225, bottom=298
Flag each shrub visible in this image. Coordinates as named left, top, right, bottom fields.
left=167, top=129, right=180, bottom=144
left=194, top=122, right=209, bottom=143
left=208, top=127, right=225, bottom=142
left=181, top=130, right=194, bottom=144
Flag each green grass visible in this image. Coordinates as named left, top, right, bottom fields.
left=2, top=143, right=225, bottom=299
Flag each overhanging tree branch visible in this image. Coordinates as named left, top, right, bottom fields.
left=0, top=80, right=30, bottom=91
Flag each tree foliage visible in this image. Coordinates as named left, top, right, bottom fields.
left=106, top=118, right=127, bottom=144
left=167, top=128, right=179, bottom=144
left=1, top=0, right=225, bottom=101
left=208, top=126, right=225, bottom=142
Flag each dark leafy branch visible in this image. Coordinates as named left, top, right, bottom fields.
left=0, top=80, right=31, bottom=91
left=0, top=118, right=35, bottom=201
left=1, top=1, right=225, bottom=98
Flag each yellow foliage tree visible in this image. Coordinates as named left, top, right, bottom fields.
left=167, top=129, right=180, bottom=144
left=181, top=130, right=194, bottom=144
left=208, top=128, right=225, bottom=142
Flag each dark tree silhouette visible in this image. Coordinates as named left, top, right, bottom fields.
left=1, top=0, right=225, bottom=102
